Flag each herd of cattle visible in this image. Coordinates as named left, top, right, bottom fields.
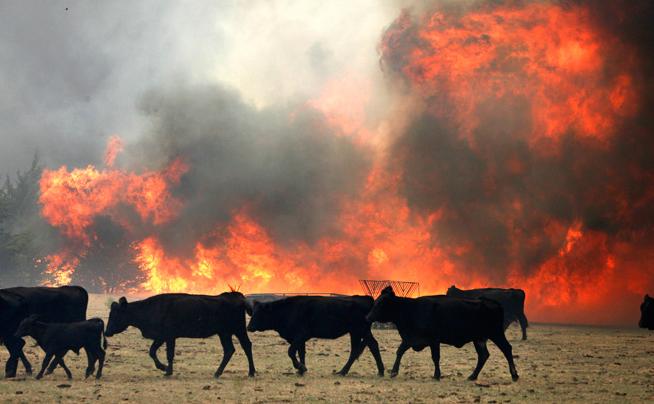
left=0, top=285, right=651, bottom=382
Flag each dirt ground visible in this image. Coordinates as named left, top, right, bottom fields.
left=0, top=294, right=652, bottom=403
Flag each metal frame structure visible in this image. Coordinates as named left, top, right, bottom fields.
left=359, top=279, right=420, bottom=299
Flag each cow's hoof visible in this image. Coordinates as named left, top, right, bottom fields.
left=512, top=374, right=519, bottom=381
left=389, top=371, right=398, bottom=378
left=335, top=370, right=347, bottom=377
left=164, top=372, right=173, bottom=377
left=433, top=375, right=441, bottom=381
left=25, top=369, right=33, bottom=376
left=297, top=365, right=307, bottom=376
left=214, top=372, right=222, bottom=379
left=377, top=371, right=384, bottom=377
left=155, top=364, right=167, bottom=372
left=467, top=375, right=478, bottom=381
left=35, top=374, right=43, bottom=380
left=248, top=371, right=256, bottom=378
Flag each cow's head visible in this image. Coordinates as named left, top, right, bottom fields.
left=639, top=294, right=654, bottom=330
left=246, top=301, right=275, bottom=332
left=14, top=314, right=39, bottom=338
left=366, top=286, right=397, bottom=323
left=105, top=297, right=130, bottom=337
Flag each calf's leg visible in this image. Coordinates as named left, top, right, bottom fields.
left=390, top=340, right=410, bottom=378
left=363, top=331, right=385, bottom=376
left=430, top=343, right=441, bottom=380
left=148, top=339, right=167, bottom=371
left=84, top=347, right=96, bottom=379
left=236, top=331, right=256, bottom=377
left=490, top=334, right=519, bottom=381
left=468, top=340, right=490, bottom=381
left=18, top=348, right=32, bottom=376
left=214, top=333, right=235, bottom=378
left=46, top=357, right=61, bottom=375
left=55, top=355, right=73, bottom=380
left=95, top=346, right=105, bottom=379
left=164, top=339, right=176, bottom=376
left=35, top=353, right=54, bottom=380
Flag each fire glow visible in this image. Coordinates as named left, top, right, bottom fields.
left=37, top=1, right=653, bottom=325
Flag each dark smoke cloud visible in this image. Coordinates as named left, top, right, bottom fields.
left=383, top=0, right=654, bottom=281
left=0, top=1, right=224, bottom=175
left=130, top=84, right=370, bottom=253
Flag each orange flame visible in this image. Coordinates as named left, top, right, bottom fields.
left=385, top=3, right=638, bottom=144
left=103, top=135, right=124, bottom=167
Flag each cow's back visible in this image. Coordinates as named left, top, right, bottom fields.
left=273, top=296, right=373, bottom=340
left=399, top=296, right=504, bottom=348
left=2, top=286, right=87, bottom=323
left=135, top=293, right=247, bottom=339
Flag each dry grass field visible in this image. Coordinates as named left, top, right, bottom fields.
left=0, top=294, right=652, bottom=403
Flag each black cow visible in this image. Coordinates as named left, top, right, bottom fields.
left=105, top=292, right=255, bottom=378
left=247, top=295, right=384, bottom=376
left=14, top=315, right=106, bottom=379
left=639, top=294, right=654, bottom=330
left=447, top=285, right=529, bottom=340
left=367, top=286, right=518, bottom=381
left=0, top=286, right=88, bottom=378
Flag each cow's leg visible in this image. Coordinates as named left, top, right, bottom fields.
left=336, top=333, right=365, bottom=376
left=390, top=340, right=410, bottom=378
left=164, top=339, right=176, bottom=376
left=95, top=346, right=105, bottom=379
left=298, top=342, right=306, bottom=366
left=288, top=340, right=307, bottom=375
left=364, top=331, right=384, bottom=376
left=18, top=346, right=32, bottom=376
left=490, top=334, right=519, bottom=381
left=148, top=339, right=167, bottom=371
left=214, top=333, right=235, bottom=378
left=468, top=340, right=489, bottom=381
left=430, top=343, right=441, bottom=380
left=35, top=353, right=54, bottom=380
left=84, top=347, right=96, bottom=379
left=518, top=313, right=528, bottom=340
left=55, top=355, right=73, bottom=380
left=4, top=336, right=26, bottom=378
left=235, top=331, right=256, bottom=377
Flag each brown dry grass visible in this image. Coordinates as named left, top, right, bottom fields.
left=0, top=294, right=652, bottom=403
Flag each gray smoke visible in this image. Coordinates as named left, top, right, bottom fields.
left=131, top=84, right=370, bottom=253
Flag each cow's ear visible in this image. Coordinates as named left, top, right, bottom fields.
left=119, top=297, right=128, bottom=306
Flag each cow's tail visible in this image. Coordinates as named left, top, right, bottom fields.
left=517, top=289, right=529, bottom=327
left=479, top=297, right=505, bottom=332
left=92, top=318, right=108, bottom=349
left=244, top=298, right=253, bottom=316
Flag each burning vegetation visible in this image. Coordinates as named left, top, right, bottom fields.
left=1, top=0, right=652, bottom=325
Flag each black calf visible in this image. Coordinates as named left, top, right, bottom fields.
left=14, top=316, right=106, bottom=379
